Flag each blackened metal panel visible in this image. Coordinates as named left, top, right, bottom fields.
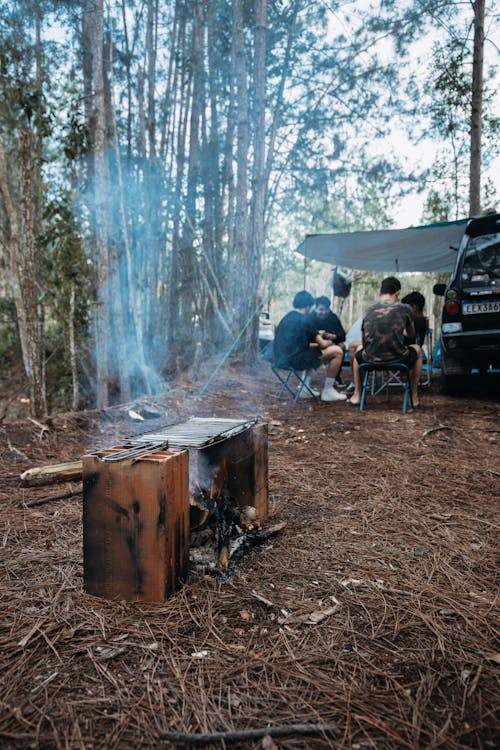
left=83, top=449, right=189, bottom=602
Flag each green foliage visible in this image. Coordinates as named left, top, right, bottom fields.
left=63, top=110, right=90, bottom=162
left=39, top=192, right=91, bottom=409
left=429, top=39, right=471, bottom=139
left=42, top=193, right=90, bottom=325
left=422, top=190, right=451, bottom=223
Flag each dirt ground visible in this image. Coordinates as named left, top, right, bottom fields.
left=0, top=360, right=499, bottom=749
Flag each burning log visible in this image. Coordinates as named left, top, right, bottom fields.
left=188, top=480, right=278, bottom=574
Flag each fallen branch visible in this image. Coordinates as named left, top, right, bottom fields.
left=24, top=486, right=82, bottom=507
left=421, top=425, right=452, bottom=438
left=20, top=460, right=82, bottom=487
left=27, top=417, right=49, bottom=439
left=158, top=722, right=338, bottom=745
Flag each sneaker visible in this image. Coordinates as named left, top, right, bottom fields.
left=345, top=383, right=355, bottom=396
left=321, top=387, right=347, bottom=402
left=334, top=379, right=346, bottom=389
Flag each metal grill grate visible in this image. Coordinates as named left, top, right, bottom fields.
left=101, top=418, right=257, bottom=462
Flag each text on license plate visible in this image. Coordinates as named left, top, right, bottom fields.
left=463, top=301, right=500, bottom=314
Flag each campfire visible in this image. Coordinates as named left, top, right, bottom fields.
left=82, top=418, right=270, bottom=602
left=189, top=472, right=261, bottom=573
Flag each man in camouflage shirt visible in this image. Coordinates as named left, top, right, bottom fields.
left=348, top=277, right=423, bottom=407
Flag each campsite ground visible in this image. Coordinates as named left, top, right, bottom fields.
left=0, top=359, right=499, bottom=749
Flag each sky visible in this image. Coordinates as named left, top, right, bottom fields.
left=328, top=0, right=500, bottom=227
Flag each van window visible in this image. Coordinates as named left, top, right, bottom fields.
left=461, top=233, right=500, bottom=285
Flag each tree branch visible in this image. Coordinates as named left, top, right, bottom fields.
left=159, top=722, right=338, bottom=745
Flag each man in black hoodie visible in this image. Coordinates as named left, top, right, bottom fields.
left=273, top=290, right=347, bottom=402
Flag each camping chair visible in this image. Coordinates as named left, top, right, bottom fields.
left=358, top=361, right=413, bottom=414
left=271, top=364, right=319, bottom=402
left=419, top=327, right=433, bottom=387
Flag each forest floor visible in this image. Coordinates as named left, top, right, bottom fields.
left=0, top=358, right=499, bottom=750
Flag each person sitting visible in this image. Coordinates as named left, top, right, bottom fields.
left=308, top=295, right=347, bottom=386
left=345, top=316, right=363, bottom=393
left=308, top=295, right=346, bottom=347
left=273, top=290, right=347, bottom=402
left=401, top=291, right=428, bottom=346
left=348, top=276, right=423, bottom=407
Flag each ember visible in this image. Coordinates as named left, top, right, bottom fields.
left=189, top=481, right=260, bottom=573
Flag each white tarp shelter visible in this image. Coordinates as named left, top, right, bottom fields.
left=296, top=219, right=469, bottom=273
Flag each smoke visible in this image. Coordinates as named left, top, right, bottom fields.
left=83, top=150, right=167, bottom=402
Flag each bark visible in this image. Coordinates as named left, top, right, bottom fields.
left=20, top=461, right=83, bottom=487
left=166, top=4, right=190, bottom=367
left=171, top=1, right=204, bottom=370
left=469, top=0, right=484, bottom=216
left=200, top=0, right=229, bottom=349
left=146, top=0, right=157, bottom=159
left=105, top=18, right=131, bottom=402
left=82, top=0, right=94, bottom=191
left=120, top=0, right=133, bottom=159
left=143, top=0, right=165, bottom=376
left=86, top=0, right=111, bottom=408
left=222, top=6, right=237, bottom=305
left=249, top=0, right=267, bottom=357
left=0, top=132, right=47, bottom=417
left=232, top=0, right=250, bottom=329
left=137, top=66, right=147, bottom=157
left=69, top=283, right=79, bottom=410
left=158, top=6, right=178, bottom=160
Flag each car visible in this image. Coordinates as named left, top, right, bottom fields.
left=258, top=311, right=274, bottom=352
left=433, top=211, right=500, bottom=394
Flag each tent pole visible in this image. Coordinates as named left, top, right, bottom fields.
left=303, top=255, right=307, bottom=288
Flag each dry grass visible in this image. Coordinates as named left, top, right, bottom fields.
left=0, top=361, right=499, bottom=749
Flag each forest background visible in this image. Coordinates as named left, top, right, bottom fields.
left=0, top=0, right=498, bottom=418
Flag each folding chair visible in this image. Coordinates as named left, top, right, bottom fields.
left=358, top=361, right=413, bottom=414
left=271, top=364, right=319, bottom=402
left=419, top=328, right=433, bottom=387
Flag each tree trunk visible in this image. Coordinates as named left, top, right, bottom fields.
left=146, top=0, right=157, bottom=160
left=249, top=0, right=267, bottom=358
left=120, top=0, right=133, bottom=160
left=222, top=7, right=237, bottom=310
left=85, top=0, right=111, bottom=408
left=105, top=17, right=132, bottom=402
left=469, top=0, right=484, bottom=217
left=166, top=3, right=190, bottom=370
left=69, top=283, right=79, bottom=410
left=0, top=132, right=47, bottom=417
left=233, top=0, right=250, bottom=338
left=176, top=0, right=204, bottom=370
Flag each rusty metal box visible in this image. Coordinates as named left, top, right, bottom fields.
left=83, top=448, right=189, bottom=602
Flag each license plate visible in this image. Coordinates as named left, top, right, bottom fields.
left=463, top=300, right=500, bottom=314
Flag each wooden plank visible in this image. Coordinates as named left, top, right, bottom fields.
left=20, top=461, right=83, bottom=487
